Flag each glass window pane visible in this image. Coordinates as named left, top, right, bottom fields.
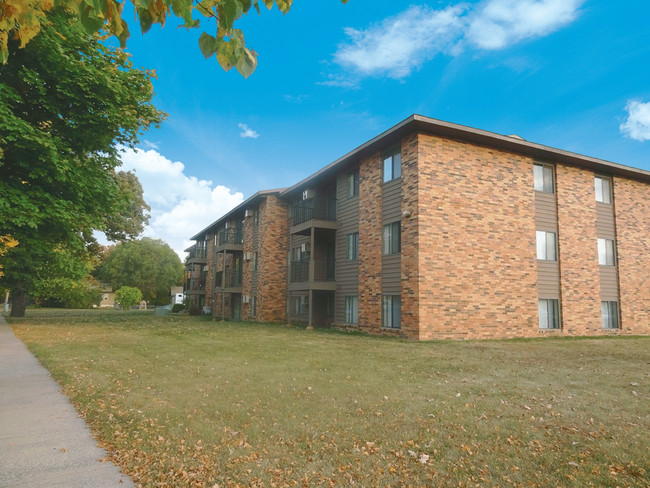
left=392, top=296, right=401, bottom=329
left=606, top=240, right=615, bottom=265
left=383, top=157, right=392, bottom=182
left=602, top=178, right=611, bottom=204
left=595, top=177, right=604, bottom=202
left=601, top=301, right=609, bottom=328
left=543, top=166, right=553, bottom=193
left=383, top=225, right=391, bottom=254
left=538, top=300, right=548, bottom=328
left=547, top=233, right=556, bottom=261
left=382, top=296, right=391, bottom=327
left=534, top=165, right=544, bottom=191
left=393, top=152, right=402, bottom=179
left=610, top=302, right=619, bottom=328
left=392, top=222, right=400, bottom=253
left=598, top=239, right=606, bottom=265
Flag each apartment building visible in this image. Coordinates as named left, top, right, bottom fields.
left=185, top=115, right=650, bottom=339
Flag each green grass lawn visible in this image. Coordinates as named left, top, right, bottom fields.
left=7, top=309, right=649, bottom=487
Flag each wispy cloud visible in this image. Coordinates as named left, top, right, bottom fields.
left=118, top=148, right=244, bottom=259
left=238, top=123, right=260, bottom=139
left=317, top=74, right=359, bottom=89
left=142, top=139, right=160, bottom=150
left=467, top=0, right=585, bottom=49
left=331, top=0, right=585, bottom=79
left=620, top=100, right=650, bottom=142
left=334, top=5, right=466, bottom=79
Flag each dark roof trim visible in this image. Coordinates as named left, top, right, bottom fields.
left=189, top=188, right=285, bottom=241
left=280, top=114, right=650, bottom=198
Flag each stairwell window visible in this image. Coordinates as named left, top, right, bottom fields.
left=252, top=251, right=258, bottom=272
left=533, top=163, right=554, bottom=193
left=536, top=231, right=557, bottom=261
left=347, top=169, right=360, bottom=197
left=538, top=299, right=561, bottom=329
left=595, top=176, right=612, bottom=204
left=250, top=296, right=257, bottom=317
left=383, top=222, right=401, bottom=255
left=344, top=296, right=358, bottom=324
left=597, top=238, right=616, bottom=266
left=383, top=147, right=402, bottom=182
left=382, top=295, right=401, bottom=329
left=346, top=232, right=359, bottom=261
left=601, top=301, right=619, bottom=329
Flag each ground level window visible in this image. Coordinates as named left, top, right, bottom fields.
left=292, top=295, right=308, bottom=316
left=250, top=296, right=257, bottom=317
left=601, top=301, right=619, bottom=329
left=382, top=295, right=401, bottom=329
left=538, top=299, right=560, bottom=329
left=344, top=296, right=358, bottom=324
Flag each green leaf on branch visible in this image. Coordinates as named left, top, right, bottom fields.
left=236, top=46, right=257, bottom=78
left=198, top=32, right=217, bottom=58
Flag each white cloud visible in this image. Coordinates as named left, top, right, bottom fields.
left=142, top=139, right=160, bottom=150
left=334, top=5, right=466, bottom=79
left=331, top=0, right=584, bottom=79
left=118, top=148, right=244, bottom=259
left=466, top=0, right=585, bottom=50
left=620, top=100, right=650, bottom=142
left=238, top=123, right=259, bottom=139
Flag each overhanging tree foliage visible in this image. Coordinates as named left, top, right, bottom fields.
left=98, top=238, right=183, bottom=306
left=0, top=10, right=165, bottom=316
left=0, top=0, right=349, bottom=76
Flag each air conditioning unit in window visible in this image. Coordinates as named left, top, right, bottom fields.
left=244, top=252, right=252, bottom=261
left=302, top=189, right=314, bottom=200
left=244, top=209, right=253, bottom=218
left=242, top=295, right=250, bottom=304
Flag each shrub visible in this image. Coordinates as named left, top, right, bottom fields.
left=171, top=304, right=185, bottom=313
left=115, top=286, right=143, bottom=310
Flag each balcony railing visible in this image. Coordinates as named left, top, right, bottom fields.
left=217, top=228, right=243, bottom=246
left=186, top=248, right=207, bottom=261
left=290, top=259, right=335, bottom=282
left=291, top=197, right=336, bottom=226
left=185, top=279, right=204, bottom=291
left=214, top=269, right=243, bottom=288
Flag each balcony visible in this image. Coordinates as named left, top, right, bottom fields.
left=186, top=247, right=207, bottom=264
left=185, top=278, right=205, bottom=295
left=289, top=259, right=335, bottom=291
left=216, top=228, right=244, bottom=251
left=290, top=197, right=336, bottom=235
left=214, top=269, right=243, bottom=290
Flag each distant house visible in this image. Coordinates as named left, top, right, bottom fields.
left=185, top=115, right=650, bottom=339
left=170, top=286, right=184, bottom=305
left=99, top=283, right=115, bottom=308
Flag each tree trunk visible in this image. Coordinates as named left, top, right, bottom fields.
left=10, top=289, right=27, bottom=317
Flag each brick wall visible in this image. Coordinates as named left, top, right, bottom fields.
left=416, top=134, right=538, bottom=339
left=258, top=195, right=288, bottom=322
left=358, top=152, right=383, bottom=334
left=614, top=177, right=650, bottom=334
left=556, top=165, right=601, bottom=334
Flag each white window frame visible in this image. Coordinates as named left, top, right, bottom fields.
left=601, top=301, right=619, bottom=329
left=345, top=232, right=359, bottom=261
left=382, top=295, right=401, bottom=329
left=533, top=164, right=554, bottom=193
left=536, top=230, right=557, bottom=261
left=597, top=238, right=616, bottom=266
left=344, top=296, right=358, bottom=324
left=538, top=298, right=561, bottom=329
left=594, top=176, right=612, bottom=204
left=383, top=221, right=401, bottom=255
left=383, top=147, right=402, bottom=183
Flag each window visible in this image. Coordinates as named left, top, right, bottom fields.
left=601, top=301, right=619, bottom=329
left=346, top=232, right=359, bottom=261
left=292, top=296, right=308, bottom=316
left=383, top=147, right=402, bottom=182
left=536, top=231, right=557, bottom=261
left=538, top=299, right=560, bottom=329
left=594, top=176, right=612, bottom=204
left=252, top=251, right=258, bottom=272
left=250, top=296, right=257, bottom=317
left=383, top=221, right=401, bottom=255
left=533, top=164, right=554, bottom=193
left=292, top=245, right=308, bottom=262
left=382, top=295, right=401, bottom=329
left=253, top=208, right=259, bottom=227
left=344, top=296, right=358, bottom=324
left=597, top=238, right=616, bottom=266
left=347, top=169, right=360, bottom=197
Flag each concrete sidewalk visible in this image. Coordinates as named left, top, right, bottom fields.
left=0, top=315, right=135, bottom=487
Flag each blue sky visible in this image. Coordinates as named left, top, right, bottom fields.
left=113, top=0, right=650, bottom=256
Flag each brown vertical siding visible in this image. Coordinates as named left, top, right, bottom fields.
left=416, top=133, right=538, bottom=339
left=335, top=169, right=360, bottom=324
left=613, top=177, right=650, bottom=334
left=556, top=165, right=601, bottom=334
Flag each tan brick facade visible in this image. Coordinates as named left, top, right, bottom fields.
left=257, top=195, right=288, bottom=322
left=414, top=134, right=538, bottom=339
left=186, top=116, right=650, bottom=340
left=556, top=165, right=601, bottom=335
left=614, top=177, right=650, bottom=335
